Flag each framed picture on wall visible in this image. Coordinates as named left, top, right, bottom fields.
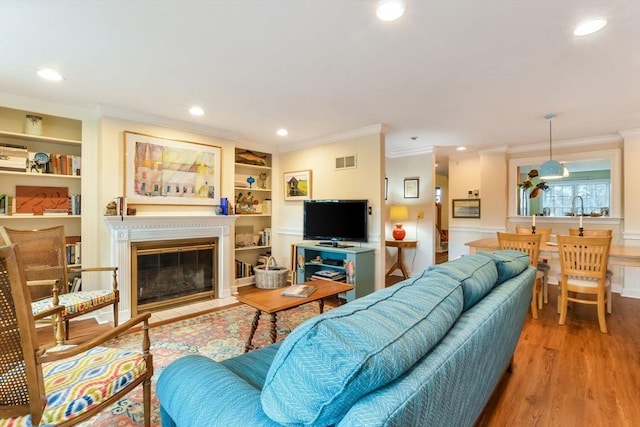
left=452, top=199, right=481, bottom=218
left=124, top=131, right=221, bottom=205
left=404, top=178, right=419, bottom=198
left=284, top=170, right=312, bottom=201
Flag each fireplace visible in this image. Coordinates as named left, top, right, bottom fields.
left=104, top=215, right=237, bottom=322
left=131, top=238, right=218, bottom=315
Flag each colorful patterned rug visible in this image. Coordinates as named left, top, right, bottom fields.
left=80, top=301, right=328, bottom=426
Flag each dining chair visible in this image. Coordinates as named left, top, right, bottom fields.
left=0, top=225, right=119, bottom=340
left=515, top=226, right=552, bottom=305
left=0, top=243, right=153, bottom=426
left=557, top=235, right=612, bottom=333
left=568, top=228, right=613, bottom=314
left=497, top=232, right=543, bottom=319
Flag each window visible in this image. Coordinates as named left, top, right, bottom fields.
left=542, top=180, right=610, bottom=217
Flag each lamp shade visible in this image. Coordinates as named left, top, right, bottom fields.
left=539, top=160, right=564, bottom=180
left=389, top=205, right=409, bottom=222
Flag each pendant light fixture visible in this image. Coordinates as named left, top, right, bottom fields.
left=538, top=113, right=564, bottom=180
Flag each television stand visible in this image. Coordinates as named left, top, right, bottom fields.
left=296, top=244, right=375, bottom=301
left=317, top=241, right=353, bottom=248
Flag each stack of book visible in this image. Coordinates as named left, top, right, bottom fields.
left=0, top=144, right=28, bottom=172
left=311, top=269, right=346, bottom=282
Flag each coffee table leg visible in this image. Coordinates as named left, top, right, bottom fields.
left=269, top=312, right=277, bottom=344
left=319, top=298, right=325, bottom=313
left=245, top=309, right=262, bottom=353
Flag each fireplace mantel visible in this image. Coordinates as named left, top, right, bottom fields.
left=104, top=215, right=238, bottom=321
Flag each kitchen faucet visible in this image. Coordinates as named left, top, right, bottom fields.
left=571, top=195, right=584, bottom=216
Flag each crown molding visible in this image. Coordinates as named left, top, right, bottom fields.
left=386, top=144, right=435, bottom=158
left=278, top=124, right=389, bottom=153
left=98, top=104, right=239, bottom=141
left=507, top=133, right=622, bottom=154
left=619, top=128, right=640, bottom=138
left=479, top=145, right=509, bottom=155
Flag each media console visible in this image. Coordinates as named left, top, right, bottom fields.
left=295, top=244, right=375, bottom=301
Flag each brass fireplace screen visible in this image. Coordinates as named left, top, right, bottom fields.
left=131, top=238, right=218, bottom=314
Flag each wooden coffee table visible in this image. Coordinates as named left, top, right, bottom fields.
left=236, top=280, right=354, bottom=352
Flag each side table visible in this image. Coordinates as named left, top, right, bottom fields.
left=385, top=239, right=417, bottom=280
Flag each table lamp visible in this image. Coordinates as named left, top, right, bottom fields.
left=389, top=205, right=409, bottom=240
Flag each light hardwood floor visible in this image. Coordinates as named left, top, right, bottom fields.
left=38, top=286, right=640, bottom=425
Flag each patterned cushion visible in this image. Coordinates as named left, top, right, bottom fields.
left=261, top=273, right=463, bottom=426
left=482, top=250, right=531, bottom=286
left=2, top=346, right=147, bottom=426
left=427, top=253, right=498, bottom=311
left=31, top=290, right=116, bottom=316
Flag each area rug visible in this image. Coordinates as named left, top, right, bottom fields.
left=80, top=302, right=328, bottom=426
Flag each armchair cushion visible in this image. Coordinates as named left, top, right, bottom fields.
left=31, top=290, right=116, bottom=316
left=35, top=346, right=145, bottom=426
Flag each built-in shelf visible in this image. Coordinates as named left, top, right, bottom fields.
left=0, top=130, right=81, bottom=146
left=0, top=170, right=81, bottom=179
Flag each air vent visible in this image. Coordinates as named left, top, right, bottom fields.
left=335, top=155, right=357, bottom=170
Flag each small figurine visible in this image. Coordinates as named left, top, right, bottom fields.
left=247, top=176, right=255, bottom=188
left=105, top=201, right=117, bottom=216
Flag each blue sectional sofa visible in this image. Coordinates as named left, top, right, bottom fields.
left=157, top=250, right=535, bottom=427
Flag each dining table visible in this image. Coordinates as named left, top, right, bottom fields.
left=465, top=238, right=640, bottom=268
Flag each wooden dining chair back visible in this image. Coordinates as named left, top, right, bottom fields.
left=567, top=228, right=614, bottom=314
left=0, top=243, right=153, bottom=426
left=497, top=232, right=543, bottom=319
left=516, top=226, right=552, bottom=243
left=557, top=235, right=612, bottom=333
left=515, top=226, right=552, bottom=305
left=568, top=228, right=612, bottom=237
left=0, top=225, right=119, bottom=339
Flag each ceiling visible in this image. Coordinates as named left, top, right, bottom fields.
left=1, top=1, right=639, bottom=172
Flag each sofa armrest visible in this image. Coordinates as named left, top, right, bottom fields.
left=157, top=355, right=280, bottom=427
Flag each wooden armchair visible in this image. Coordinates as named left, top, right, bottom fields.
left=497, top=232, right=543, bottom=319
left=0, top=243, right=153, bottom=426
left=0, top=225, right=119, bottom=339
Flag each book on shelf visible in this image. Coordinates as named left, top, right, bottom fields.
left=70, top=277, right=82, bottom=292
left=313, top=269, right=344, bottom=279
left=281, top=284, right=317, bottom=298
left=311, top=274, right=346, bottom=282
left=0, top=144, right=28, bottom=172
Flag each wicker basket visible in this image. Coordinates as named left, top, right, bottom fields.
left=254, top=256, right=289, bottom=289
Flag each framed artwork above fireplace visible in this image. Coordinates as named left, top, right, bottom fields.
left=124, top=131, right=222, bottom=205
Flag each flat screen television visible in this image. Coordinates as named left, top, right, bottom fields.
left=303, top=199, right=369, bottom=246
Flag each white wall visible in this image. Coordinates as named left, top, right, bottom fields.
left=273, top=132, right=386, bottom=290
left=385, top=151, right=436, bottom=277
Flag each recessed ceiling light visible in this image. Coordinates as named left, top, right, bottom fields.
left=189, top=106, right=205, bottom=116
left=277, top=128, right=288, bottom=136
left=36, top=68, right=63, bottom=81
left=376, top=0, right=405, bottom=22
left=456, top=146, right=467, bottom=151
left=574, top=19, right=607, bottom=36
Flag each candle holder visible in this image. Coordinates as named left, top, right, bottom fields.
left=578, top=227, right=584, bottom=237
left=531, top=225, right=536, bottom=235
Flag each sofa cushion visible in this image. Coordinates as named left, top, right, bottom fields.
left=427, top=253, right=498, bottom=311
left=260, top=272, right=463, bottom=426
left=482, top=250, right=531, bottom=285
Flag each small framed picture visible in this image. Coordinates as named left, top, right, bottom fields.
left=284, top=170, right=312, bottom=201
left=452, top=199, right=481, bottom=218
left=404, top=178, right=419, bottom=198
